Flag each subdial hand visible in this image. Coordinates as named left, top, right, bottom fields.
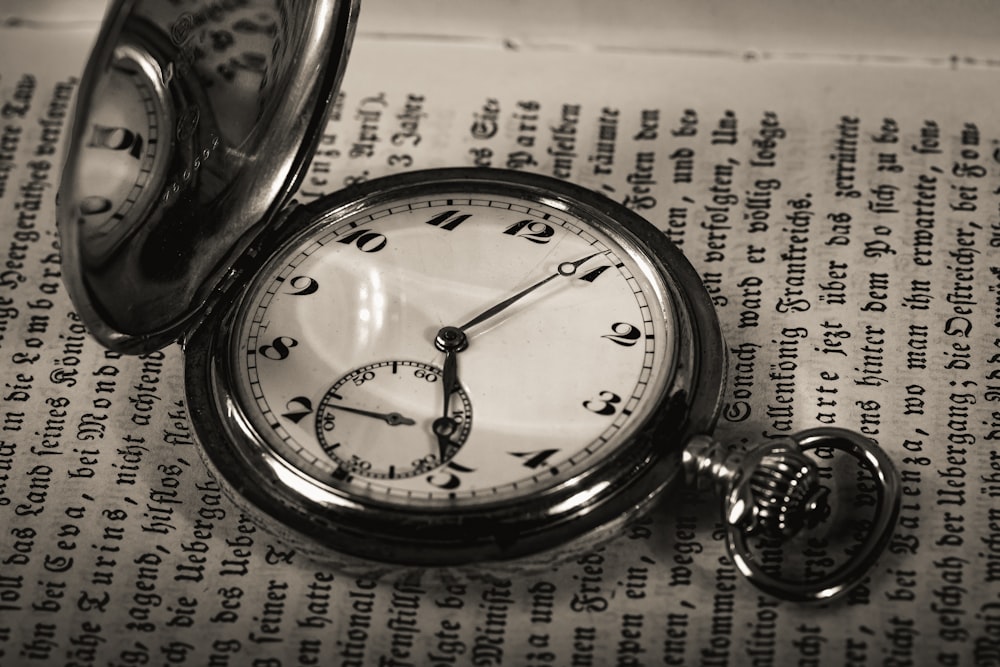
left=323, top=403, right=416, bottom=426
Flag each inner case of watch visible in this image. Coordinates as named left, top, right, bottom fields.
left=57, top=0, right=358, bottom=353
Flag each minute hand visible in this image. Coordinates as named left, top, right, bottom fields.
left=459, top=252, right=601, bottom=331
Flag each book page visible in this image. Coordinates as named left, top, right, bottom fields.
left=358, top=0, right=1000, bottom=60
left=2, top=3, right=999, bottom=666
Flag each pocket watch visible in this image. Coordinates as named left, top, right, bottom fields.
left=58, top=0, right=900, bottom=602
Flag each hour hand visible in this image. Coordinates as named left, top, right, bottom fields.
left=432, top=416, right=460, bottom=462
left=434, top=326, right=468, bottom=461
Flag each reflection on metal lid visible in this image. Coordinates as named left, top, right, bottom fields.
left=58, top=0, right=359, bottom=353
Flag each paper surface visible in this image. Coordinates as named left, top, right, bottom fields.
left=2, top=1, right=999, bottom=666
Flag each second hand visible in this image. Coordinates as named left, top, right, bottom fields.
left=323, top=403, right=416, bottom=426
left=433, top=326, right=467, bottom=462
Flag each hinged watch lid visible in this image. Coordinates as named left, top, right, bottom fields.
left=58, top=0, right=358, bottom=353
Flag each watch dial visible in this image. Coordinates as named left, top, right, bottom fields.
left=230, top=189, right=678, bottom=506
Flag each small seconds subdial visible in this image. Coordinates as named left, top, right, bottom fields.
left=315, top=361, right=473, bottom=480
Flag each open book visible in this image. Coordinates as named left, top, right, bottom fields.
left=1, top=1, right=998, bottom=664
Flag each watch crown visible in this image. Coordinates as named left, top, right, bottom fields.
left=683, top=435, right=830, bottom=540
left=736, top=442, right=830, bottom=539
left=684, top=428, right=901, bottom=602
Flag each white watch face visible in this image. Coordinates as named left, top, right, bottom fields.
left=230, top=189, right=678, bottom=506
